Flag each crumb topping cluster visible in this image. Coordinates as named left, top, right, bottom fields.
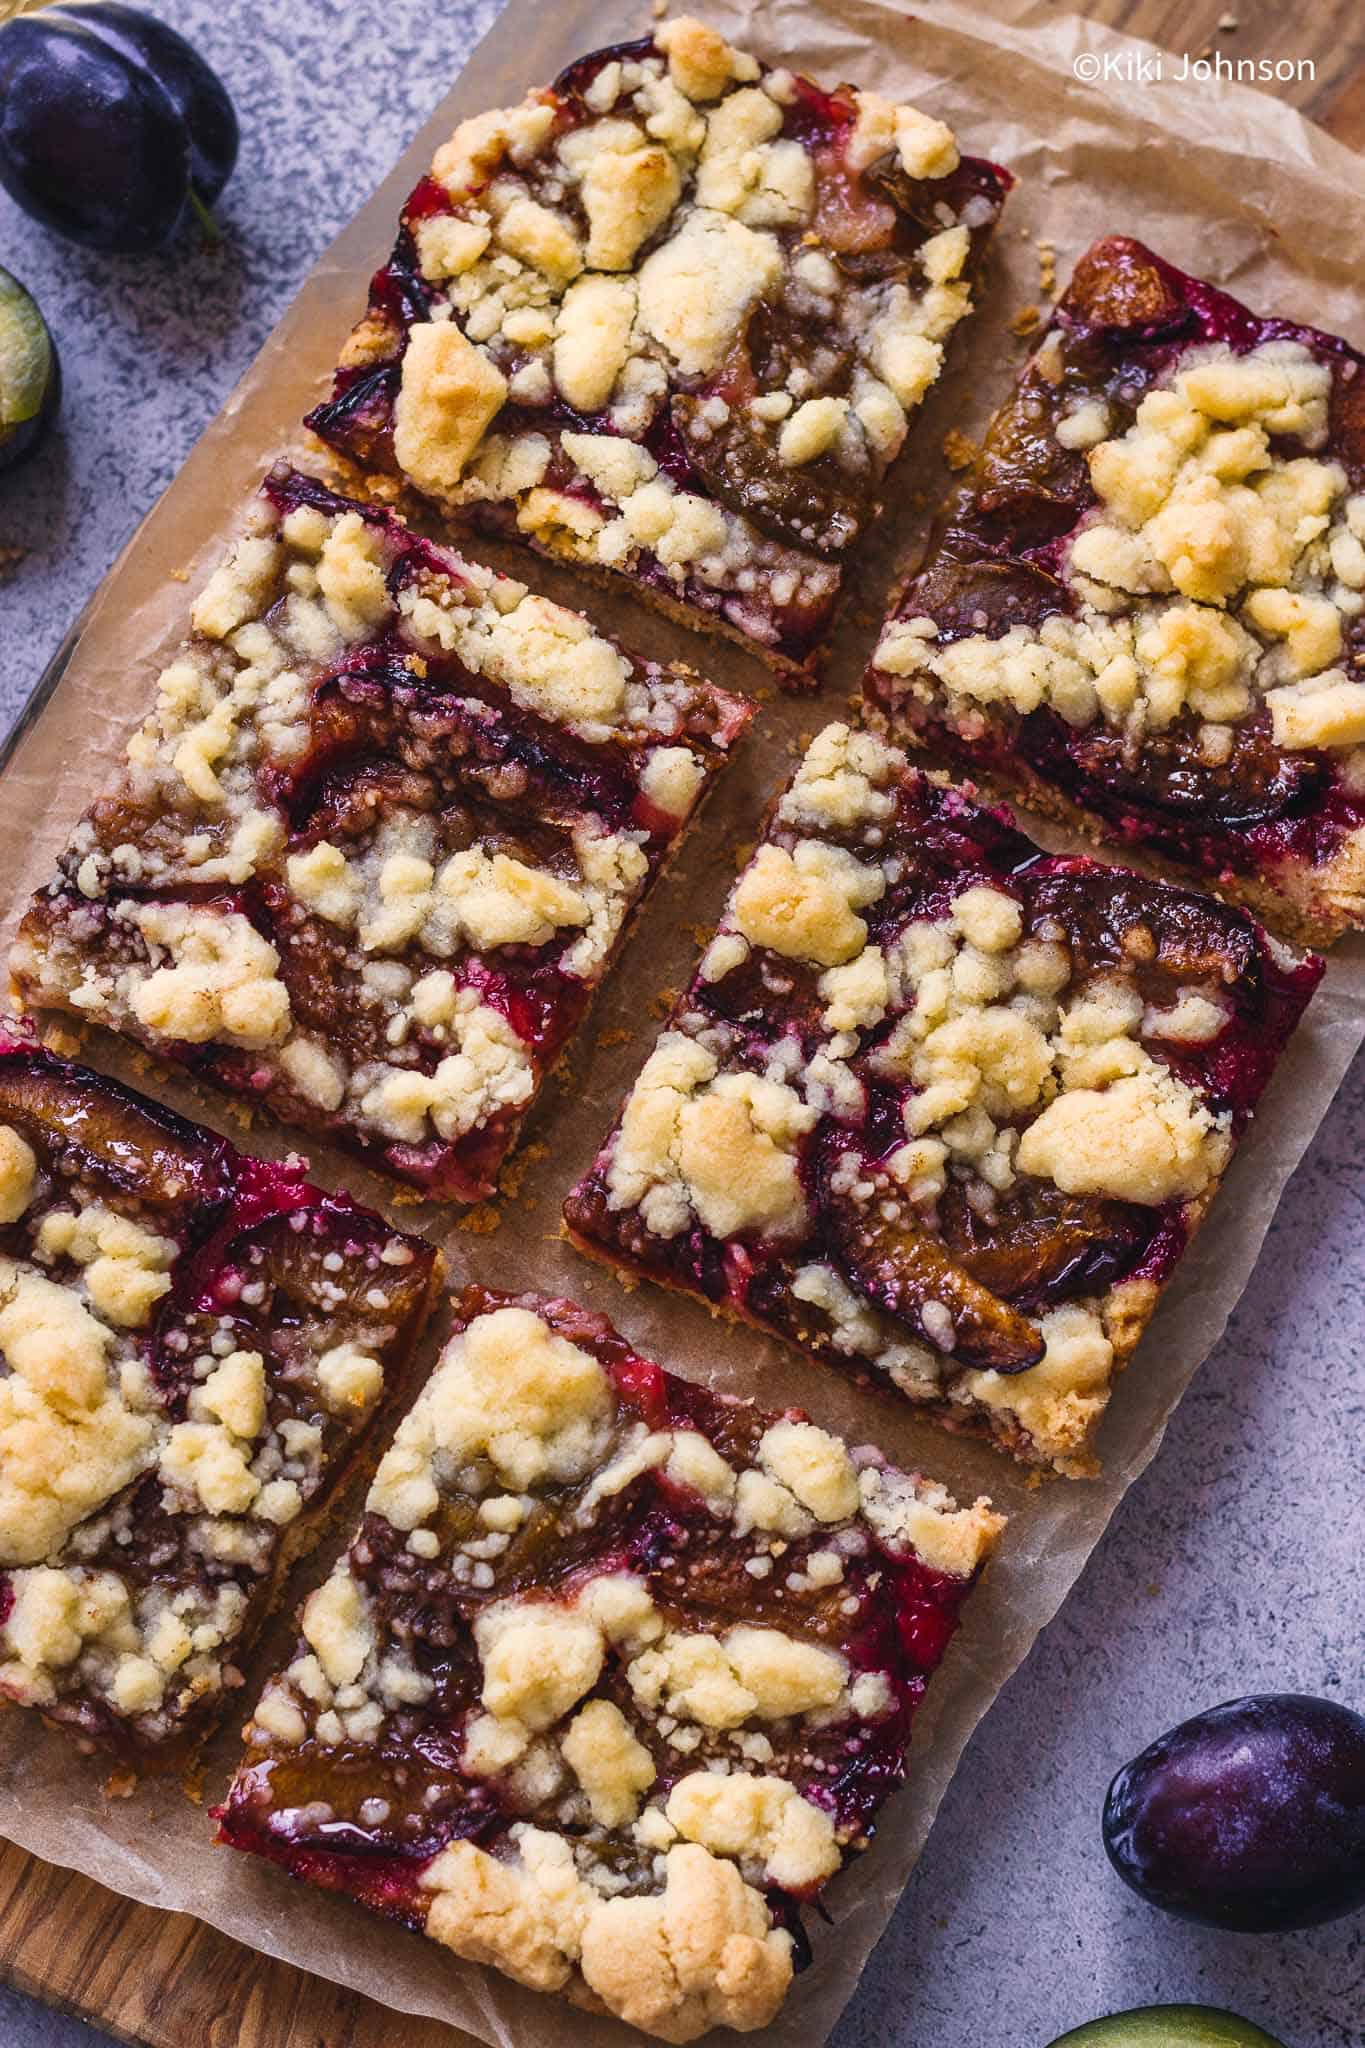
left=878, top=341, right=1365, bottom=757
left=311, top=17, right=1009, bottom=669
left=565, top=722, right=1320, bottom=1472
left=0, top=1047, right=436, bottom=1756
left=225, top=1290, right=1000, bottom=2041
left=12, top=475, right=746, bottom=1200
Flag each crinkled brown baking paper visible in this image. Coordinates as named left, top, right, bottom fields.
left=2, top=1, right=1364, bottom=2042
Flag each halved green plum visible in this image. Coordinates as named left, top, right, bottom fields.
left=1048, top=2007, right=1289, bottom=2048
left=0, top=264, right=59, bottom=471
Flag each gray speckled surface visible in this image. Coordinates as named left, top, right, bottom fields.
left=0, top=3, right=1362, bottom=2046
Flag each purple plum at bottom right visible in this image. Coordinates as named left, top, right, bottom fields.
left=1103, top=1694, right=1365, bottom=1932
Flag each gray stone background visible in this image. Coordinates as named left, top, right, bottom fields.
left=0, top=2, right=1361, bottom=2044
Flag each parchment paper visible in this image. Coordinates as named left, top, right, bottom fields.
left=1, top=2, right=1364, bottom=2043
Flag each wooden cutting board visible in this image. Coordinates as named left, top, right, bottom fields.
left=0, top=1839, right=476, bottom=2047
left=3, top=4, right=1362, bottom=2045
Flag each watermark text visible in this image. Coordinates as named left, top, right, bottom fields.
left=1073, top=49, right=1314, bottom=86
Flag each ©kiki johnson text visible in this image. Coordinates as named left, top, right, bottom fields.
left=1071, top=49, right=1315, bottom=85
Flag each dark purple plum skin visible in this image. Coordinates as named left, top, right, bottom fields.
left=0, top=6, right=236, bottom=252
left=0, top=14, right=188, bottom=250
left=65, top=4, right=238, bottom=205
left=1103, top=1694, right=1365, bottom=1932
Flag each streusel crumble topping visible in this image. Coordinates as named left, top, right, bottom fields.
left=565, top=722, right=1321, bottom=1472
left=220, top=1286, right=1001, bottom=2039
left=308, top=18, right=1011, bottom=676
left=12, top=469, right=748, bottom=1200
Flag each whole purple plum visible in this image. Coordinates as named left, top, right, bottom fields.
left=1103, top=1693, right=1365, bottom=1931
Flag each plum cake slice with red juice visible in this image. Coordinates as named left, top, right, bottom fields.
left=564, top=723, right=1322, bottom=1475
left=304, top=15, right=1012, bottom=681
left=10, top=467, right=749, bottom=1201
left=0, top=1036, right=440, bottom=1765
left=218, top=1284, right=1002, bottom=2041
left=865, top=235, right=1365, bottom=945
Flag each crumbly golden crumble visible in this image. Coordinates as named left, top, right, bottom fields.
left=308, top=18, right=1012, bottom=675
left=222, top=1289, right=1002, bottom=2039
left=11, top=473, right=748, bottom=1202
left=566, top=721, right=1320, bottom=1473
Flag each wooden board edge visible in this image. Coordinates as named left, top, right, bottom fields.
left=0, top=1840, right=474, bottom=2048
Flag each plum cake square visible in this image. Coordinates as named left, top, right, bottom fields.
left=0, top=1036, right=440, bottom=1764
left=563, top=722, right=1321, bottom=1475
left=305, top=15, right=1012, bottom=680
left=865, top=235, right=1365, bottom=944
left=11, top=467, right=749, bottom=1201
left=218, top=1284, right=1002, bottom=2041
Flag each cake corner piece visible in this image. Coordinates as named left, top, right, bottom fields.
left=218, top=1282, right=1002, bottom=2040
left=864, top=231, right=1365, bottom=948
left=0, top=1031, right=440, bottom=1765
left=563, top=719, right=1322, bottom=1476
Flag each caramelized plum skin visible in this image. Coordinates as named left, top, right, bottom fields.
left=1103, top=1694, right=1365, bottom=1932
left=868, top=235, right=1365, bottom=898
left=937, top=1179, right=1156, bottom=1315
left=0, top=1037, right=232, bottom=1212
left=218, top=1285, right=982, bottom=1949
left=825, top=1184, right=1046, bottom=1373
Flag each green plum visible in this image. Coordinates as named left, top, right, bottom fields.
left=1047, top=2006, right=1289, bottom=2048
left=0, top=265, right=59, bottom=472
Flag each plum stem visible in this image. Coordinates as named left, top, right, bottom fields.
left=186, top=188, right=222, bottom=246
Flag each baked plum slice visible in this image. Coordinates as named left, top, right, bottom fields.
left=820, top=1151, right=1046, bottom=1373
left=0, top=1036, right=231, bottom=1212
